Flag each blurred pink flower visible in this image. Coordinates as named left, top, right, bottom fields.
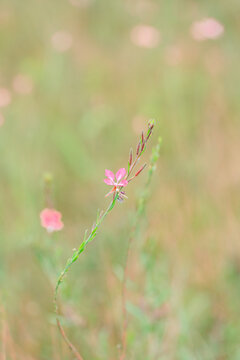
left=104, top=168, right=128, bottom=197
left=0, top=113, right=4, bottom=127
left=130, top=25, right=160, bottom=48
left=191, top=18, right=224, bottom=41
left=0, top=88, right=11, bottom=108
left=13, top=74, right=33, bottom=95
left=51, top=31, right=73, bottom=52
left=40, top=208, right=64, bottom=233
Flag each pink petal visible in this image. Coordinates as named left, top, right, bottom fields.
left=130, top=25, right=160, bottom=49
left=118, top=179, right=128, bottom=187
left=105, top=169, right=115, bottom=181
left=40, top=208, right=64, bottom=232
left=104, top=178, right=114, bottom=186
left=116, top=168, right=126, bottom=182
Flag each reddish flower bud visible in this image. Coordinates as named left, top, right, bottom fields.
left=129, top=148, right=133, bottom=166
left=135, top=163, right=147, bottom=177
left=136, top=141, right=141, bottom=155
left=148, top=119, right=155, bottom=129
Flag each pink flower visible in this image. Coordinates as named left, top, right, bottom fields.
left=130, top=25, right=160, bottom=48
left=104, top=168, right=128, bottom=197
left=40, top=208, right=64, bottom=233
left=51, top=31, right=73, bottom=52
left=191, top=18, right=224, bottom=41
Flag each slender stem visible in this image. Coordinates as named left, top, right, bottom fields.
left=56, top=319, right=84, bottom=360
left=54, top=195, right=118, bottom=359
left=128, top=156, right=140, bottom=178
left=119, top=137, right=161, bottom=360
left=54, top=123, right=157, bottom=359
left=119, top=226, right=135, bottom=360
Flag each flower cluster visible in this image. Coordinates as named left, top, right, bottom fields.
left=104, top=119, right=155, bottom=201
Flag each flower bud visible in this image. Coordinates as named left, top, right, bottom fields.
left=135, top=163, right=147, bottom=177
left=148, top=119, right=155, bottom=129
left=136, top=141, right=141, bottom=155
left=129, top=148, right=133, bottom=166
left=43, top=172, right=53, bottom=184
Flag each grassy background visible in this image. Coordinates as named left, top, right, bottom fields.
left=1, top=0, right=240, bottom=359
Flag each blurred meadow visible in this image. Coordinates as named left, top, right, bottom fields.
left=1, top=0, right=240, bottom=359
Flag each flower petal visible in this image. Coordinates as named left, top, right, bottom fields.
left=105, top=169, right=115, bottom=181
left=118, top=179, right=128, bottom=187
left=116, top=168, right=126, bottom=182
left=40, top=208, right=64, bottom=232
left=104, top=178, right=114, bottom=186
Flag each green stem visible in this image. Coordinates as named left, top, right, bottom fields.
left=54, top=194, right=119, bottom=357
left=120, top=137, right=161, bottom=360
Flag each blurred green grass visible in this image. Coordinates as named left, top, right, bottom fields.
left=1, top=0, right=240, bottom=359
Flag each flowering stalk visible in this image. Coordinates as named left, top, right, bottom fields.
left=120, top=136, right=162, bottom=360
left=54, top=120, right=155, bottom=359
